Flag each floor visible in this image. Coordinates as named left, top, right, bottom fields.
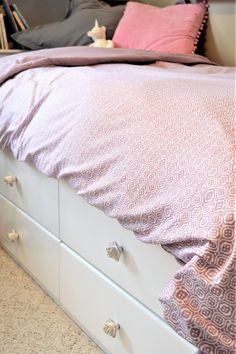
left=0, top=247, right=103, bottom=354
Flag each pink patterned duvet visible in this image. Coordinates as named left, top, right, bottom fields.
left=0, top=47, right=235, bottom=353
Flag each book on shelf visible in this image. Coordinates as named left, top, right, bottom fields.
left=0, top=7, right=4, bottom=48
left=0, top=9, right=9, bottom=49
left=12, top=3, right=29, bottom=29
left=1, top=0, right=18, bottom=34
left=0, top=1, right=29, bottom=51
left=12, top=8, right=26, bottom=31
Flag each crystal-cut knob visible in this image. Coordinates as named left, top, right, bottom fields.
left=106, top=242, right=123, bottom=262
left=4, top=175, right=17, bottom=187
left=103, top=319, right=119, bottom=338
left=7, top=229, right=19, bottom=242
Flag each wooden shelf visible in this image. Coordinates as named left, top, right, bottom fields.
left=0, top=49, right=23, bottom=53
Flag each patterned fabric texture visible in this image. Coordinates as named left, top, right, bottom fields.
left=0, top=48, right=235, bottom=353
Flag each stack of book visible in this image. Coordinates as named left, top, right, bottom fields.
left=0, top=0, right=29, bottom=50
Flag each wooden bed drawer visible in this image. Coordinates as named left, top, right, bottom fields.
left=0, top=149, right=59, bottom=237
left=60, top=244, right=195, bottom=354
left=59, top=180, right=180, bottom=318
left=0, top=194, right=59, bottom=299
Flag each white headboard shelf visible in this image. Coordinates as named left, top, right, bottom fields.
left=205, top=1, right=235, bottom=66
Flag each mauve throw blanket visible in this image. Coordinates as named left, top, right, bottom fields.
left=0, top=47, right=235, bottom=353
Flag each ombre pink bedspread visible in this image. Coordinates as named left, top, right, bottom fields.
left=0, top=47, right=235, bottom=353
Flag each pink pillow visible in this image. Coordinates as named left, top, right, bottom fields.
left=113, top=1, right=207, bottom=54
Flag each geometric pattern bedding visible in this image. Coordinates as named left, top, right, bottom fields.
left=161, top=218, right=235, bottom=354
left=0, top=47, right=235, bottom=354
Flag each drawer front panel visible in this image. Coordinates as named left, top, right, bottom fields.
left=0, top=150, right=59, bottom=236
left=59, top=180, right=180, bottom=317
left=0, top=194, right=59, bottom=299
left=60, top=244, right=195, bottom=354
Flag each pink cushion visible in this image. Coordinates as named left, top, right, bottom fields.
left=113, top=1, right=206, bottom=54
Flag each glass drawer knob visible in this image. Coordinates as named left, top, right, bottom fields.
left=4, top=175, right=17, bottom=187
left=106, top=242, right=123, bottom=262
left=103, top=319, right=119, bottom=338
left=7, top=229, right=19, bottom=242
